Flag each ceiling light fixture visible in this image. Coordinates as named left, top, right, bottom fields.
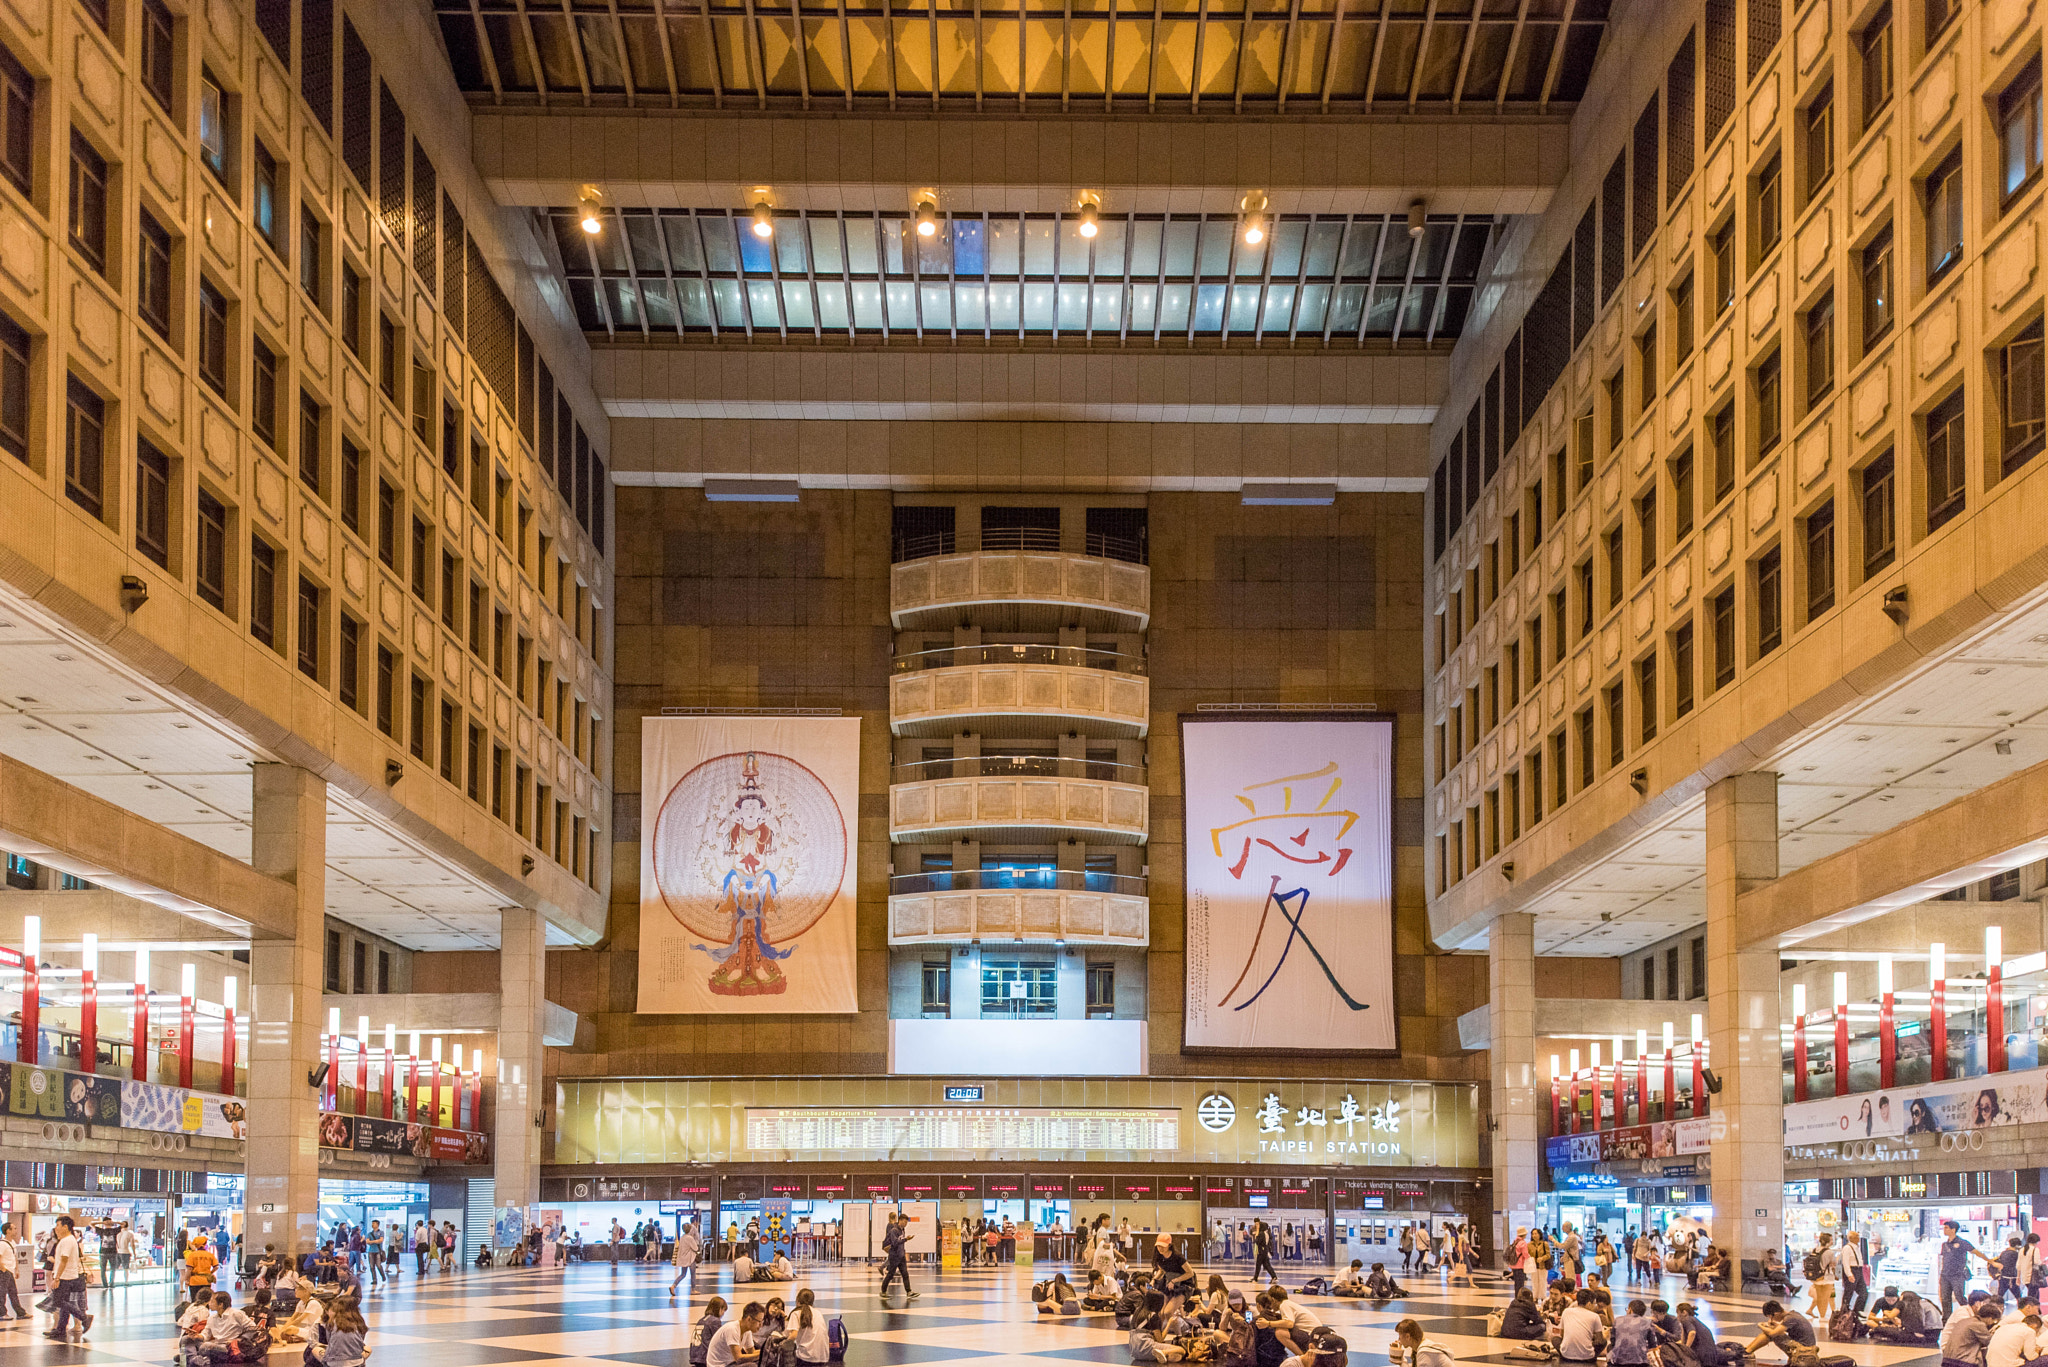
left=1407, top=197, right=1427, bottom=239
left=1077, top=191, right=1101, bottom=239
left=577, top=189, right=603, bottom=235
left=751, top=200, right=775, bottom=239
left=1240, top=191, right=1270, bottom=249
left=914, top=198, right=940, bottom=237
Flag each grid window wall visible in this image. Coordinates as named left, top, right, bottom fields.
left=550, top=207, right=1494, bottom=345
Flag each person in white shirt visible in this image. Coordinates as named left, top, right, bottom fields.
left=1391, top=1318, right=1456, bottom=1367
left=46, top=1215, right=91, bottom=1342
left=671, top=1221, right=703, bottom=1297
left=1255, top=1288, right=1324, bottom=1353
left=792, top=1288, right=831, bottom=1363
left=707, top=1301, right=764, bottom=1367
left=764, top=1252, right=796, bottom=1282
left=1989, top=1314, right=2043, bottom=1367
left=176, top=1296, right=211, bottom=1351
left=196, top=1292, right=258, bottom=1360
left=733, top=1252, right=757, bottom=1283
left=1092, top=1235, right=1126, bottom=1285
left=1557, top=1291, right=1608, bottom=1364
left=0, top=1221, right=24, bottom=1320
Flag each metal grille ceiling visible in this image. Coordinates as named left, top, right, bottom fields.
left=439, top=0, right=1608, bottom=111
left=550, top=207, right=1494, bottom=344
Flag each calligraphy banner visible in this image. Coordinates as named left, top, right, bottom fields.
left=1181, top=715, right=1396, bottom=1052
left=638, top=716, right=860, bottom=1014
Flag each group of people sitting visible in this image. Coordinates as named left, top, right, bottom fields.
left=1331, top=1262, right=1404, bottom=1300
left=1492, top=1282, right=1725, bottom=1366
left=173, top=1283, right=369, bottom=1366
left=691, top=1291, right=835, bottom=1367
left=1926, top=1290, right=2048, bottom=1365
left=731, top=1250, right=798, bottom=1283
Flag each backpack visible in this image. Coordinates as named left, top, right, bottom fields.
left=1826, top=1311, right=1862, bottom=1344
left=1181, top=1335, right=1218, bottom=1363
left=827, top=1317, right=848, bottom=1362
left=1032, top=1282, right=1048, bottom=1303
left=759, top=1333, right=799, bottom=1367
left=1486, top=1309, right=1507, bottom=1338
left=1220, top=1315, right=1257, bottom=1367
left=1300, top=1277, right=1332, bottom=1295
left=1802, top=1251, right=1823, bottom=1280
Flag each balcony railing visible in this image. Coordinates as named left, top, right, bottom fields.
left=894, top=755, right=1143, bottom=783
left=888, top=869, right=1148, bottom=896
left=893, top=528, right=1147, bottom=565
left=891, top=644, right=1145, bottom=675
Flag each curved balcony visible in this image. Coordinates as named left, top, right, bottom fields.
left=889, top=765, right=1150, bottom=844
left=890, top=548, right=1151, bottom=632
left=890, top=648, right=1149, bottom=739
left=887, top=871, right=1150, bottom=947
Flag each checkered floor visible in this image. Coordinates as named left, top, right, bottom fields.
left=0, top=1256, right=1949, bottom=1366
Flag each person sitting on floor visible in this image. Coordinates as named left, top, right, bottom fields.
left=1130, top=1291, right=1187, bottom=1363
left=1084, top=1270, right=1122, bottom=1311
left=732, top=1252, right=757, bottom=1282
left=763, top=1253, right=796, bottom=1282
left=1500, top=1290, right=1548, bottom=1341
left=1039, top=1273, right=1078, bottom=1316
left=1365, top=1265, right=1404, bottom=1301
left=1333, top=1262, right=1366, bottom=1296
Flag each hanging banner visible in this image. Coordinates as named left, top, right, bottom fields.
left=1180, top=714, right=1397, bottom=1052
left=1781, top=1063, right=2048, bottom=1144
left=638, top=716, right=860, bottom=1014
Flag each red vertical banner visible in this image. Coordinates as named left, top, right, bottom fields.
left=383, top=1049, right=396, bottom=1120
left=1549, top=1077, right=1561, bottom=1136
left=404, top=1055, right=419, bottom=1124
left=79, top=936, right=97, bottom=1075
left=325, top=1034, right=339, bottom=1110
left=1692, top=1043, right=1707, bottom=1117
left=132, top=977, right=149, bottom=1082
left=468, top=1068, right=482, bottom=1128
left=1930, top=942, right=1948, bottom=1083
left=1793, top=1014, right=1808, bottom=1102
left=1989, top=968, right=2007, bottom=1074
left=1663, top=1051, right=1675, bottom=1121
left=18, top=951, right=37, bottom=1065
left=177, top=968, right=195, bottom=1089
left=220, top=985, right=237, bottom=1099
left=1832, top=1007, right=1849, bottom=1099
left=1878, top=956, right=1896, bottom=1089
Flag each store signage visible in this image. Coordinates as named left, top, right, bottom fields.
left=1032, top=1178, right=1069, bottom=1196
left=745, top=1106, right=1180, bottom=1155
left=1229, top=1091, right=1402, bottom=1155
left=1896, top=1177, right=1927, bottom=1198
left=944, top=1086, right=985, bottom=1103
left=1197, top=1095, right=1236, bottom=1132
left=1543, top=1120, right=1710, bottom=1169
left=1558, top=1172, right=1623, bottom=1190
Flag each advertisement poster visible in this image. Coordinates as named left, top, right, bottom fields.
left=1782, top=1064, right=2048, bottom=1144
left=351, top=1117, right=411, bottom=1154
left=638, top=717, right=860, bottom=1014
left=118, top=1078, right=245, bottom=1138
left=761, top=1197, right=794, bottom=1260
left=1181, top=715, right=1397, bottom=1052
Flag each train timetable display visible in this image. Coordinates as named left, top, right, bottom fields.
left=744, top=1107, right=1182, bottom=1155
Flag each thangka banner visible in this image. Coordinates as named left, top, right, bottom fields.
left=638, top=716, right=860, bottom=1014
left=1181, top=715, right=1396, bottom=1052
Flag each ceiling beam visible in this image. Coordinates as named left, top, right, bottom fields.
left=473, top=111, right=1569, bottom=216
left=1736, top=757, right=2048, bottom=952
left=0, top=756, right=298, bottom=941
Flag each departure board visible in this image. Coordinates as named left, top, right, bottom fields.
left=744, top=1107, right=1181, bottom=1155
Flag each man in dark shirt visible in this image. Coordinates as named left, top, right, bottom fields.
left=1743, top=1301, right=1816, bottom=1356
left=1152, top=1236, right=1195, bottom=1295
left=1939, top=1220, right=1994, bottom=1319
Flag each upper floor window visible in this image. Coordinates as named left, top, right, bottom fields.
left=76, top=0, right=109, bottom=36
left=1858, top=4, right=1893, bottom=131
left=63, top=375, right=103, bottom=517
left=141, top=0, right=175, bottom=113
left=197, top=489, right=228, bottom=612
left=1755, top=545, right=1784, bottom=658
left=1804, top=293, right=1835, bottom=407
left=1861, top=224, right=1894, bottom=351
left=1803, top=84, right=1834, bottom=203
left=2000, top=57, right=2044, bottom=207
left=1925, top=149, right=1964, bottom=284
left=198, top=278, right=228, bottom=398
left=0, top=311, right=27, bottom=462
left=67, top=130, right=108, bottom=277
left=200, top=68, right=230, bottom=187
left=0, top=43, right=32, bottom=198
left=251, top=336, right=279, bottom=450
left=342, top=263, right=364, bottom=359
left=1925, top=386, right=1966, bottom=531
left=250, top=535, right=278, bottom=649
left=1804, top=502, right=1836, bottom=619
left=299, top=204, right=323, bottom=309
left=1671, top=272, right=1695, bottom=364
left=139, top=208, right=172, bottom=340
left=1861, top=450, right=1897, bottom=579
left=252, top=139, right=282, bottom=255
left=1754, top=153, right=1783, bottom=259
left=1755, top=349, right=1783, bottom=459
left=2001, top=318, right=2046, bottom=474
left=136, top=437, right=170, bottom=569
left=1924, top=0, right=1957, bottom=48
left=1711, top=221, right=1736, bottom=315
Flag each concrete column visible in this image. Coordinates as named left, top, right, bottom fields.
left=1705, top=771, right=1783, bottom=1274
left=494, top=905, right=548, bottom=1229
left=244, top=764, right=327, bottom=1258
left=1489, top=909, right=1539, bottom=1265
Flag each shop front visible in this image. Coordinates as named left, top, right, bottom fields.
left=545, top=1076, right=1488, bottom=1269
left=1831, top=1171, right=2033, bottom=1295
left=316, top=1177, right=432, bottom=1256
left=0, top=1161, right=211, bottom=1289
left=1539, top=1119, right=1713, bottom=1244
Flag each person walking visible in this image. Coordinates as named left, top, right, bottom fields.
left=413, top=1221, right=430, bottom=1275
left=366, top=1222, right=386, bottom=1287
left=1399, top=1226, right=1415, bottom=1275
left=879, top=1213, right=917, bottom=1302
left=1805, top=1235, right=1837, bottom=1325
left=1840, top=1231, right=1867, bottom=1315
left=1252, top=1220, right=1276, bottom=1284
left=385, top=1222, right=402, bottom=1280
left=0, top=1221, right=25, bottom=1320
left=45, top=1215, right=91, bottom=1344
left=670, top=1220, right=702, bottom=1298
